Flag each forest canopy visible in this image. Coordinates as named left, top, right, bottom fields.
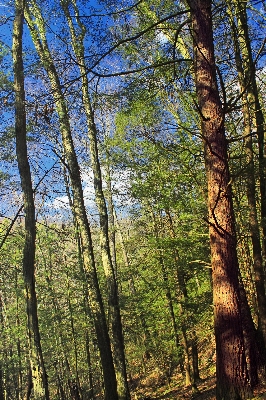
left=0, top=0, right=266, bottom=399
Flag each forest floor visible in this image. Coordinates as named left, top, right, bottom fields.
left=131, top=374, right=266, bottom=399
left=131, top=375, right=216, bottom=400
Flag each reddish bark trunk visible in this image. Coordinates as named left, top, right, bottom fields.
left=188, top=0, right=255, bottom=398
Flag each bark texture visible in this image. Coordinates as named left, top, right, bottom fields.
left=188, top=0, right=254, bottom=398
left=24, top=3, right=118, bottom=399
left=228, top=3, right=266, bottom=370
left=60, top=3, right=130, bottom=398
left=13, top=1, right=49, bottom=398
left=229, top=0, right=266, bottom=354
left=231, top=0, right=266, bottom=264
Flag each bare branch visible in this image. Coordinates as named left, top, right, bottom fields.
left=89, top=58, right=192, bottom=78
left=85, top=9, right=190, bottom=71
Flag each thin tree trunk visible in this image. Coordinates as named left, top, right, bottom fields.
left=64, top=172, right=97, bottom=400
left=60, top=4, right=130, bottom=399
left=104, top=162, right=118, bottom=280
left=38, top=234, right=77, bottom=387
left=231, top=0, right=266, bottom=264
left=66, top=271, right=83, bottom=400
left=228, top=0, right=266, bottom=354
left=13, top=2, right=49, bottom=398
left=151, top=211, right=181, bottom=358
left=165, top=211, right=196, bottom=382
left=112, top=210, right=153, bottom=374
left=227, top=6, right=266, bottom=376
left=238, top=276, right=259, bottom=386
left=180, top=325, right=192, bottom=388
left=25, top=367, right=33, bottom=400
left=0, top=366, right=3, bottom=400
left=234, top=193, right=259, bottom=324
left=64, top=165, right=99, bottom=400
left=15, top=271, right=23, bottom=400
left=54, top=363, right=67, bottom=400
left=24, top=4, right=118, bottom=399
left=165, top=211, right=188, bottom=300
left=85, top=330, right=95, bottom=400
left=191, top=331, right=200, bottom=383
left=0, top=295, right=5, bottom=400
left=187, top=0, right=255, bottom=398
left=113, top=210, right=152, bottom=357
left=39, top=230, right=96, bottom=400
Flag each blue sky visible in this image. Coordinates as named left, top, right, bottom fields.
left=0, top=0, right=134, bottom=222
left=0, top=0, right=265, bottom=222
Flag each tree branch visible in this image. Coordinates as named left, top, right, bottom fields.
left=85, top=9, right=190, bottom=71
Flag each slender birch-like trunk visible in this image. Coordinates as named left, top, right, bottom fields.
left=60, top=3, right=130, bottom=399
left=228, top=0, right=266, bottom=354
left=24, top=3, right=118, bottom=399
left=227, top=4, right=266, bottom=371
left=231, top=0, right=266, bottom=261
left=13, top=1, right=49, bottom=398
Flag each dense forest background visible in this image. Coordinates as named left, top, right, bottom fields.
left=0, top=0, right=266, bottom=399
